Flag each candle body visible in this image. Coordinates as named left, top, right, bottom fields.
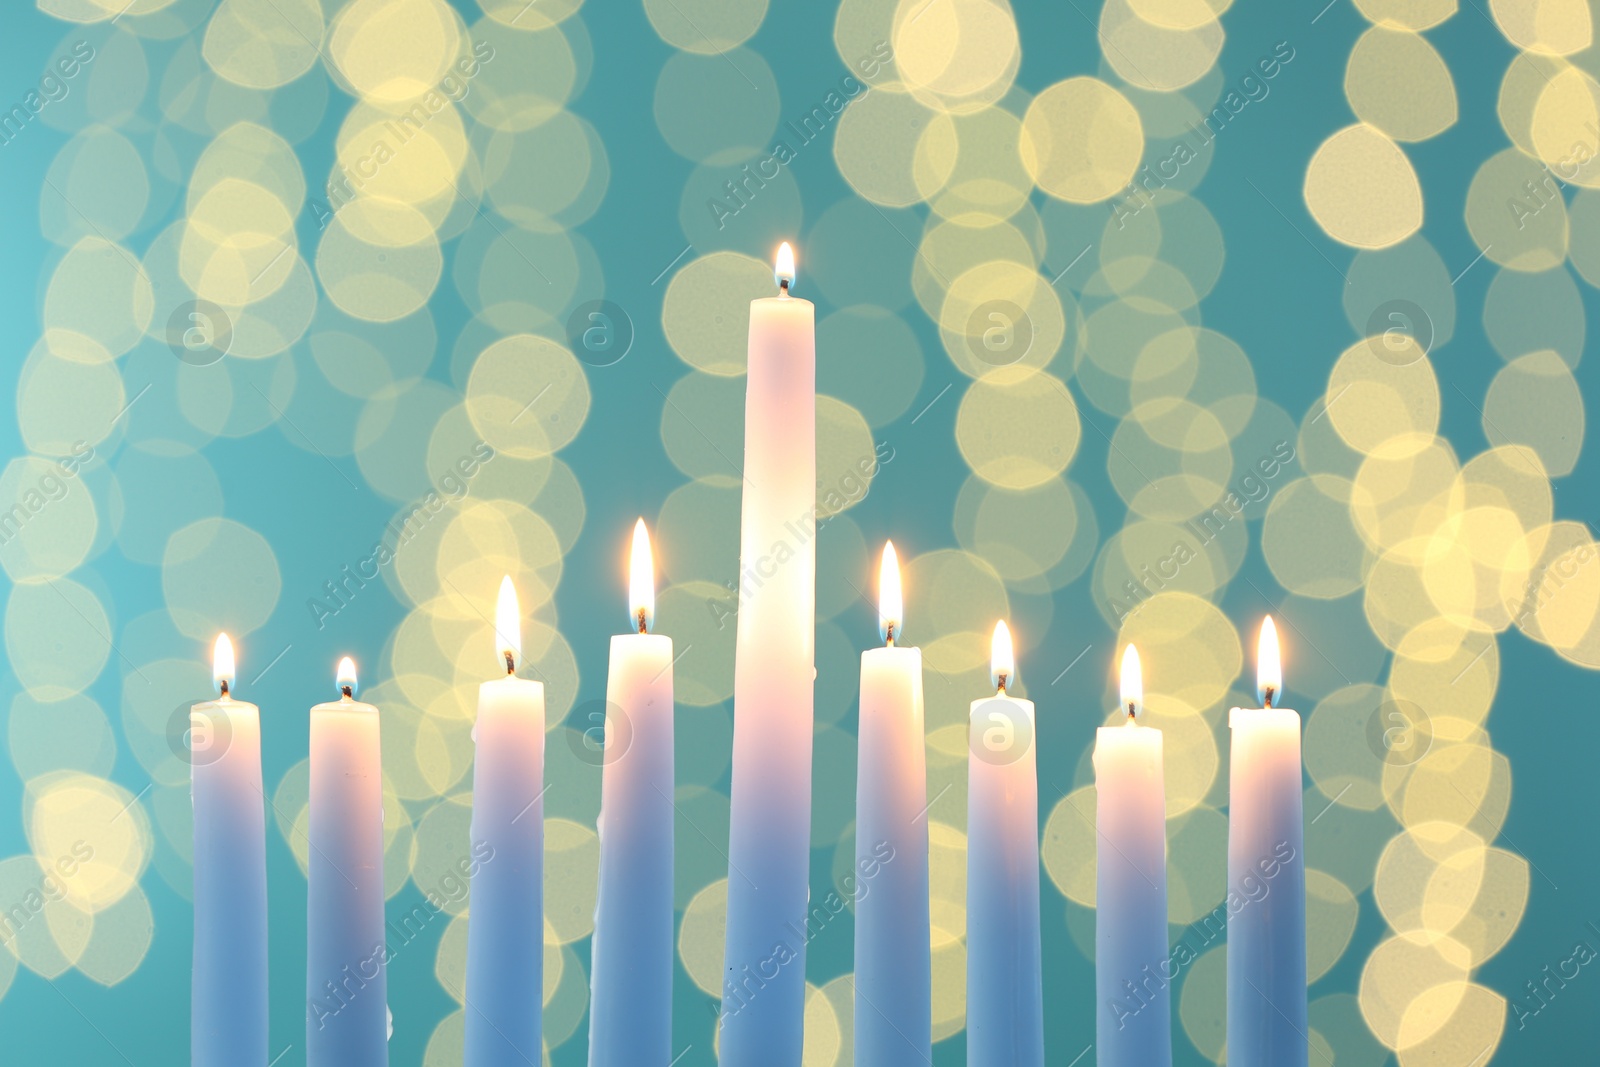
left=1093, top=722, right=1172, bottom=1067
left=965, top=694, right=1044, bottom=1067
left=192, top=696, right=268, bottom=1067
left=464, top=676, right=545, bottom=1067
left=719, top=291, right=816, bottom=1065
left=589, top=633, right=675, bottom=1067
left=1226, top=706, right=1307, bottom=1067
left=854, top=645, right=931, bottom=1065
left=306, top=697, right=388, bottom=1067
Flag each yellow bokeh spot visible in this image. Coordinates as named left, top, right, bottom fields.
left=833, top=89, right=956, bottom=208
left=6, top=579, right=113, bottom=702
left=1041, top=786, right=1096, bottom=906
left=1344, top=27, right=1457, bottom=142
left=1020, top=77, right=1143, bottom=204
left=1529, top=65, right=1600, bottom=188
left=678, top=878, right=727, bottom=996
left=202, top=0, right=324, bottom=89
left=956, top=369, right=1081, bottom=489
left=1465, top=148, right=1569, bottom=272
left=465, top=333, right=589, bottom=459
left=162, top=517, right=282, bottom=640
left=938, top=259, right=1066, bottom=379
left=1491, top=0, right=1592, bottom=54
left=25, top=772, right=150, bottom=914
left=663, top=251, right=774, bottom=376
left=1354, top=0, right=1456, bottom=29
left=644, top=0, right=769, bottom=53
left=1325, top=337, right=1440, bottom=457
left=329, top=0, right=465, bottom=104
left=43, top=238, right=153, bottom=358
left=1118, top=590, right=1241, bottom=710
left=1128, top=0, right=1230, bottom=29
left=316, top=206, right=443, bottom=321
left=1304, top=124, right=1423, bottom=249
left=892, top=0, right=1020, bottom=112
left=1100, top=0, right=1225, bottom=91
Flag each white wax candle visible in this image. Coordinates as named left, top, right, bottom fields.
left=1093, top=646, right=1171, bottom=1067
left=464, top=578, right=545, bottom=1067
left=719, top=242, right=816, bottom=1066
left=589, top=521, right=675, bottom=1067
left=853, top=543, right=931, bottom=1065
left=306, top=657, right=388, bottom=1067
left=1227, top=617, right=1307, bottom=1067
left=192, top=634, right=268, bottom=1067
left=966, top=621, right=1044, bottom=1067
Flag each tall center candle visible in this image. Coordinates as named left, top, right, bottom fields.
left=1093, top=645, right=1172, bottom=1067
left=464, top=578, right=546, bottom=1067
left=589, top=521, right=675, bottom=1067
left=192, top=634, right=268, bottom=1067
left=718, top=242, right=816, bottom=1066
left=853, top=543, right=931, bottom=1065
left=1227, top=617, right=1307, bottom=1067
left=306, top=658, right=388, bottom=1067
left=966, top=621, right=1044, bottom=1067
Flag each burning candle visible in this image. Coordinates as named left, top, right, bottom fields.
left=464, top=578, right=546, bottom=1067
left=306, top=657, right=388, bottom=1067
left=192, top=634, right=268, bottom=1067
left=589, top=521, right=675, bottom=1067
left=1227, top=617, right=1307, bottom=1067
left=718, top=242, right=816, bottom=1066
left=853, top=543, right=931, bottom=1065
left=965, top=621, right=1044, bottom=1067
left=1093, top=645, right=1172, bottom=1067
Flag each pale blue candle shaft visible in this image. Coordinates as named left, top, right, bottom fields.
left=192, top=697, right=268, bottom=1067
left=719, top=291, right=815, bottom=1067
left=1227, top=707, right=1307, bottom=1067
left=306, top=698, right=388, bottom=1067
left=589, top=633, right=674, bottom=1067
left=965, top=695, right=1044, bottom=1067
left=464, top=676, right=545, bottom=1067
left=854, top=645, right=931, bottom=1066
left=1094, top=723, right=1172, bottom=1067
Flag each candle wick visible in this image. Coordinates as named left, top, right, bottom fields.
left=636, top=608, right=648, bottom=635
left=504, top=650, right=516, bottom=676
left=1262, top=685, right=1276, bottom=709
left=1126, top=702, right=1137, bottom=722
left=340, top=685, right=353, bottom=700
left=995, top=673, right=1007, bottom=695
left=884, top=621, right=895, bottom=647
left=778, top=279, right=790, bottom=295
left=218, top=680, right=230, bottom=699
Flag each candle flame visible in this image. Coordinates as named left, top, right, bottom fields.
left=212, top=633, right=235, bottom=697
left=496, top=576, right=522, bottom=672
left=990, top=620, right=1014, bottom=693
left=630, top=519, right=655, bottom=634
left=1120, top=644, right=1142, bottom=722
left=1257, top=616, right=1281, bottom=708
left=878, top=541, right=902, bottom=645
left=774, top=241, right=796, bottom=291
left=336, top=656, right=358, bottom=697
